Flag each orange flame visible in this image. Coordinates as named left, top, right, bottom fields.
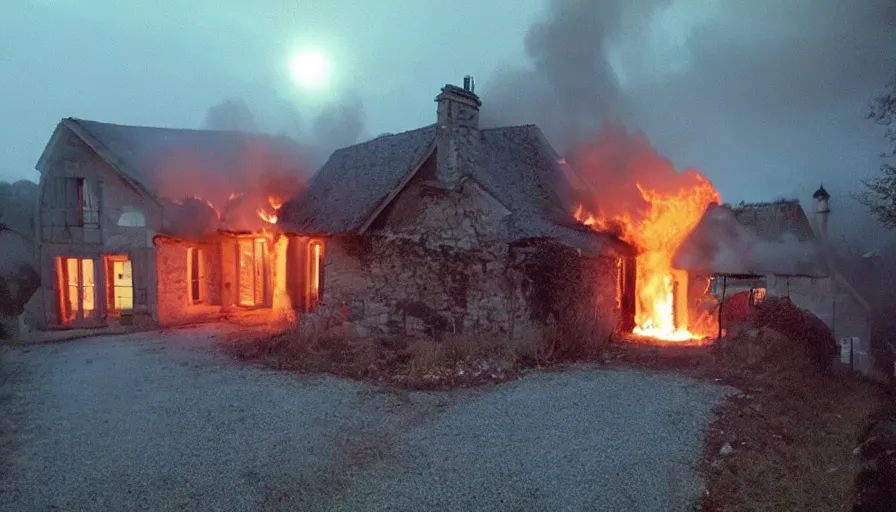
left=255, top=195, right=282, bottom=224
left=574, top=174, right=720, bottom=342
left=257, top=208, right=278, bottom=224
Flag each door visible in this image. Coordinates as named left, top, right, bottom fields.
left=238, top=238, right=267, bottom=307
left=103, top=256, right=134, bottom=314
left=56, top=257, right=97, bottom=326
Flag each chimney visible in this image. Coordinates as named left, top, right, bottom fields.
left=813, top=184, right=831, bottom=240
left=435, top=76, right=481, bottom=130
left=433, top=77, right=482, bottom=188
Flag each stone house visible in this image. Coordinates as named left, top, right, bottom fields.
left=279, top=79, right=636, bottom=340
left=26, top=118, right=310, bottom=331
left=677, top=188, right=873, bottom=372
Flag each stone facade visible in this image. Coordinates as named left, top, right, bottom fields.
left=29, top=126, right=160, bottom=329
left=317, top=171, right=624, bottom=341
left=155, top=237, right=223, bottom=326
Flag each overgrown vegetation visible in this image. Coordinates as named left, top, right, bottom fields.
left=692, top=299, right=893, bottom=512
left=225, top=298, right=613, bottom=390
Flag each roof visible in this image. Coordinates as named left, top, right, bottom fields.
left=280, top=125, right=437, bottom=234
left=46, top=118, right=310, bottom=203
left=730, top=200, right=818, bottom=244
left=281, top=123, right=628, bottom=253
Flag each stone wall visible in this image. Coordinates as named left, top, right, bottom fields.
left=318, top=176, right=622, bottom=341
left=155, top=238, right=222, bottom=326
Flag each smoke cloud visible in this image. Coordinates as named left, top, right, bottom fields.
left=673, top=203, right=822, bottom=276
left=203, top=98, right=258, bottom=132
left=311, top=91, right=366, bottom=155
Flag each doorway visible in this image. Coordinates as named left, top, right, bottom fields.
left=103, top=255, right=134, bottom=314
left=238, top=238, right=267, bottom=307
left=56, top=257, right=97, bottom=325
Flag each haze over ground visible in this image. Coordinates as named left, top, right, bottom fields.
left=2, top=0, right=894, bottom=249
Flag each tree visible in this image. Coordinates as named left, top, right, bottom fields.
left=860, top=77, right=896, bottom=229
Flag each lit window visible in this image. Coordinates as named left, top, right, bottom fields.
left=307, top=240, right=324, bottom=311
left=55, top=257, right=96, bottom=324
left=751, top=287, right=767, bottom=305
left=188, top=247, right=205, bottom=304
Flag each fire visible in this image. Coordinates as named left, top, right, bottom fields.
left=255, top=195, right=282, bottom=224
left=571, top=124, right=720, bottom=342
left=257, top=208, right=278, bottom=224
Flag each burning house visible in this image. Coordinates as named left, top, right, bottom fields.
left=279, top=78, right=637, bottom=340
left=25, top=118, right=309, bottom=331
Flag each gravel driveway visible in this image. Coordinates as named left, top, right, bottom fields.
left=0, top=326, right=732, bottom=511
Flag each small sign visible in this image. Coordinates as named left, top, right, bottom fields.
left=839, top=337, right=854, bottom=364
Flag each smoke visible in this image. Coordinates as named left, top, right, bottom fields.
left=201, top=92, right=366, bottom=164
left=203, top=98, right=258, bottom=132
left=311, top=91, right=366, bottom=154
left=674, top=203, right=822, bottom=275
left=569, top=122, right=716, bottom=227
left=479, top=0, right=668, bottom=148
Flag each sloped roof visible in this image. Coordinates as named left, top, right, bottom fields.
left=57, top=118, right=310, bottom=200
left=730, top=200, right=818, bottom=243
left=280, top=125, right=437, bottom=234
left=280, top=123, right=627, bottom=253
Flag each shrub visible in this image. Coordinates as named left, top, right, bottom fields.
left=541, top=306, right=614, bottom=362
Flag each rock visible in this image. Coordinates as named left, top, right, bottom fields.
left=719, top=442, right=733, bottom=456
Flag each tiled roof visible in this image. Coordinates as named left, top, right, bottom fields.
left=64, top=118, right=311, bottom=200
left=279, top=125, right=437, bottom=234
left=280, top=123, right=628, bottom=254
left=730, top=200, right=818, bottom=243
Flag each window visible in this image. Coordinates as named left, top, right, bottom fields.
left=750, top=287, right=767, bottom=306
left=117, top=210, right=145, bottom=227
left=307, top=240, right=324, bottom=311
left=187, top=247, right=205, bottom=304
left=55, top=257, right=96, bottom=324
left=75, top=178, right=99, bottom=227
left=103, top=255, right=133, bottom=313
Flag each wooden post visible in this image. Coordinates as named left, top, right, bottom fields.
left=717, top=275, right=727, bottom=342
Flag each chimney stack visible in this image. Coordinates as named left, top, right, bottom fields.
left=435, top=77, right=481, bottom=130
left=433, top=77, right=482, bottom=188
left=813, top=184, right=831, bottom=240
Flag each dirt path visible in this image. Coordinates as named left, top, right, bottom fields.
left=0, top=327, right=733, bottom=511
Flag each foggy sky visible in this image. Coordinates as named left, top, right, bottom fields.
left=2, top=0, right=895, bottom=249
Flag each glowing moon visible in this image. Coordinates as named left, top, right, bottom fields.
left=288, top=51, right=332, bottom=89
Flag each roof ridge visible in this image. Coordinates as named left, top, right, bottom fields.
left=333, top=124, right=437, bottom=153
left=480, top=124, right=538, bottom=132
left=67, top=117, right=294, bottom=140
left=733, top=198, right=801, bottom=208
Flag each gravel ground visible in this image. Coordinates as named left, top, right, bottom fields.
left=0, top=327, right=733, bottom=511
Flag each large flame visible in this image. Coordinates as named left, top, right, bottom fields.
left=571, top=124, right=720, bottom=342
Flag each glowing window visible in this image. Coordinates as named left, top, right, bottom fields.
left=55, top=257, right=96, bottom=324
left=307, top=241, right=324, bottom=311
left=751, top=287, right=767, bottom=305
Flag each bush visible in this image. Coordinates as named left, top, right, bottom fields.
left=541, top=306, right=614, bottom=362
left=749, top=297, right=838, bottom=368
